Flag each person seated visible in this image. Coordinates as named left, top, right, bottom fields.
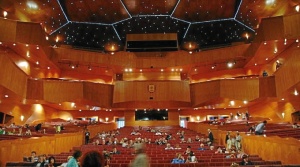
left=155, top=131, right=162, bottom=135
left=236, top=150, right=247, bottom=159
left=225, top=153, right=236, bottom=159
left=165, top=134, right=172, bottom=140
left=165, top=143, right=174, bottom=150
left=186, top=152, right=197, bottom=163
left=134, top=131, right=141, bottom=135
left=34, top=155, right=46, bottom=167
left=292, top=123, right=300, bottom=128
left=215, top=146, right=223, bottom=154
left=110, top=147, right=120, bottom=154
left=0, top=127, right=5, bottom=135
left=186, top=137, right=192, bottom=143
left=171, top=153, right=185, bottom=164
left=46, top=156, right=56, bottom=167
left=28, top=151, right=38, bottom=162
left=81, top=151, right=105, bottom=167
left=102, top=148, right=111, bottom=161
left=197, top=143, right=206, bottom=151
left=195, top=135, right=200, bottom=142
left=130, top=130, right=136, bottom=135
left=174, top=143, right=182, bottom=150
left=239, top=155, right=254, bottom=165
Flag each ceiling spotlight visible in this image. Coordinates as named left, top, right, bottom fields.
left=296, top=5, right=300, bottom=12
left=3, top=11, right=7, bottom=18
left=227, top=62, right=234, bottom=68
left=294, top=90, right=299, bottom=96
left=211, top=65, right=216, bottom=69
left=88, top=66, right=92, bottom=70
left=189, top=51, right=193, bottom=54
left=243, top=100, right=248, bottom=104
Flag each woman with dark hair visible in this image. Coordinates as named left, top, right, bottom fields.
left=81, top=151, right=104, bottom=167
left=66, top=150, right=82, bottom=167
left=46, top=156, right=56, bottom=167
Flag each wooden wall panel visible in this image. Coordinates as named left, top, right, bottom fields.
left=275, top=49, right=300, bottom=95
left=193, top=44, right=250, bottom=64
left=124, top=110, right=179, bottom=126
left=83, top=82, right=113, bottom=107
left=26, top=79, right=44, bottom=100
left=54, top=45, right=250, bottom=69
left=0, top=124, right=117, bottom=167
left=259, top=76, right=277, bottom=98
left=43, top=81, right=83, bottom=103
left=0, top=51, right=27, bottom=97
left=283, top=13, right=300, bottom=38
left=0, top=18, right=17, bottom=42
left=180, top=108, right=247, bottom=122
left=188, top=123, right=300, bottom=164
left=16, top=22, right=48, bottom=46
left=248, top=100, right=295, bottom=122
left=220, top=78, right=259, bottom=101
left=190, top=80, right=220, bottom=106
left=0, top=133, right=82, bottom=167
left=122, top=72, right=181, bottom=81
left=261, top=16, right=284, bottom=41
left=113, top=81, right=190, bottom=103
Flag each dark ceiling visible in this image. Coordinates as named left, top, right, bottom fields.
left=1, top=0, right=299, bottom=51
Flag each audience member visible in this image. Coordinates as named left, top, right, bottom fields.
left=66, top=150, right=82, bottom=167
left=198, top=143, right=206, bottom=150
left=59, top=156, right=72, bottom=167
left=235, top=132, right=242, bottom=150
left=255, top=120, right=267, bottom=135
left=81, top=151, right=104, bottom=167
left=110, top=147, right=121, bottom=154
left=46, top=156, right=56, bottom=167
left=171, top=153, right=185, bottom=164
left=292, top=122, right=300, bottom=128
left=85, top=129, right=90, bottom=144
left=240, top=155, right=254, bottom=166
left=165, top=143, right=174, bottom=150
left=130, top=143, right=149, bottom=167
left=207, top=129, right=214, bottom=146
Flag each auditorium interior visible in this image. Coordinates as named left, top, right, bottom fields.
left=0, top=0, right=300, bottom=166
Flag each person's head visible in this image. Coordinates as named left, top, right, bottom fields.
left=263, top=120, right=267, bottom=124
left=242, top=155, right=249, bottom=161
left=48, top=156, right=55, bottom=164
left=31, top=151, right=36, bottom=156
left=81, top=151, right=104, bottom=167
left=73, top=150, right=82, bottom=160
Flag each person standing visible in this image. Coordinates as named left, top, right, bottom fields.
left=208, top=129, right=214, bottom=146
left=85, top=129, right=90, bottom=145
left=130, top=143, right=149, bottom=167
left=235, top=132, right=242, bottom=150
left=255, top=120, right=267, bottom=135
left=67, top=150, right=82, bottom=167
